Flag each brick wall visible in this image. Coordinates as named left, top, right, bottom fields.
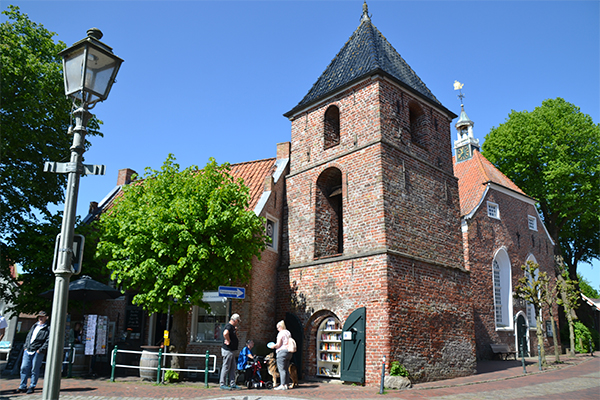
left=282, top=76, right=475, bottom=384
left=465, top=187, right=557, bottom=359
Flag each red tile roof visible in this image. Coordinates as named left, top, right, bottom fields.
left=454, top=150, right=527, bottom=217
left=100, top=158, right=276, bottom=215
left=229, top=158, right=276, bottom=210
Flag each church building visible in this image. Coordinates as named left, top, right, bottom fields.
left=452, top=102, right=557, bottom=360
left=81, top=2, right=557, bottom=386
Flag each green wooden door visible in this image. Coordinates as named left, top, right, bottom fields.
left=516, top=314, right=529, bottom=357
left=340, top=307, right=366, bottom=383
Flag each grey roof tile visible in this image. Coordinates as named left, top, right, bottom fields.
left=285, top=14, right=441, bottom=117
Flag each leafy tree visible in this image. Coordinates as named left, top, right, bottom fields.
left=0, top=212, right=108, bottom=318
left=96, top=155, right=267, bottom=368
left=577, top=273, right=600, bottom=299
left=482, top=98, right=600, bottom=282
left=556, top=264, right=580, bottom=356
left=542, top=274, right=561, bottom=363
left=514, top=261, right=548, bottom=368
left=0, top=5, right=101, bottom=293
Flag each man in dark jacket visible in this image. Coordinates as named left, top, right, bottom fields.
left=18, top=311, right=50, bottom=394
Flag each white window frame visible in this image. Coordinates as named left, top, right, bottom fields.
left=492, top=249, right=513, bottom=330
left=487, top=202, right=500, bottom=219
left=190, top=292, right=229, bottom=343
left=265, top=215, right=279, bottom=252
left=528, top=215, right=537, bottom=231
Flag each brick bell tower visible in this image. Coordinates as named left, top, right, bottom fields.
left=278, top=2, right=476, bottom=384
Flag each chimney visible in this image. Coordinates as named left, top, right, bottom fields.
left=117, top=168, right=137, bottom=186
left=277, top=142, right=290, bottom=160
left=89, top=201, right=99, bottom=214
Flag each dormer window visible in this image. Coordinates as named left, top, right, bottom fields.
left=324, top=105, right=340, bottom=149
left=528, top=215, right=537, bottom=231
left=487, top=202, right=500, bottom=219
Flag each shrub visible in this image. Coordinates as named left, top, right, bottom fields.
left=390, top=361, right=409, bottom=377
left=573, top=321, right=595, bottom=353
left=164, top=370, right=180, bottom=383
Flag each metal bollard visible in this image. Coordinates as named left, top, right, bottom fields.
left=537, top=344, right=542, bottom=371
left=157, top=347, right=163, bottom=384
left=520, top=338, right=526, bottom=374
left=67, top=342, right=74, bottom=378
left=379, top=355, right=386, bottom=394
left=205, top=350, right=210, bottom=388
left=110, top=345, right=118, bottom=382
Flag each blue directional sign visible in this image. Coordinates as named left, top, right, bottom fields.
left=218, top=286, right=245, bottom=299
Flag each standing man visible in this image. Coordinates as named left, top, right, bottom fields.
left=220, top=313, right=240, bottom=390
left=17, top=311, right=50, bottom=394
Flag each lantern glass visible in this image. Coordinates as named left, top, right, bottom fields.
left=61, top=39, right=122, bottom=103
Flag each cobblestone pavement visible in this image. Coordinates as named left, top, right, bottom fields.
left=1, top=355, right=598, bottom=400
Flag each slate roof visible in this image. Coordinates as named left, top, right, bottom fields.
left=284, top=10, right=444, bottom=117
left=453, top=149, right=529, bottom=217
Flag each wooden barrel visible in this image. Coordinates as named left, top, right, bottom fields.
left=70, top=344, right=87, bottom=376
left=139, top=348, right=159, bottom=381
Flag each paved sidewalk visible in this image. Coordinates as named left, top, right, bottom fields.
left=1, top=355, right=598, bottom=400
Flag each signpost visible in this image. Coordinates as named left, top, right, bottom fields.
left=218, top=286, right=245, bottom=299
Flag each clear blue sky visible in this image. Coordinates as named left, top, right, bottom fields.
left=4, top=1, right=599, bottom=290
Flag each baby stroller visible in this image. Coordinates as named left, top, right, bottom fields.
left=241, top=356, right=272, bottom=389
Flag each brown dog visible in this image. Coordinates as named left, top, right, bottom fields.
left=265, top=352, right=298, bottom=388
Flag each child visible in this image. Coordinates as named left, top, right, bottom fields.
left=237, top=339, right=256, bottom=383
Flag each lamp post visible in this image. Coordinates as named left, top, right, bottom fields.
left=42, top=28, right=122, bottom=400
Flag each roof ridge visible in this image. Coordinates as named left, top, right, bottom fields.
left=231, top=157, right=276, bottom=167
left=474, top=151, right=526, bottom=195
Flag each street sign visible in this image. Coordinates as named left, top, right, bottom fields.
left=218, top=286, right=245, bottom=299
left=52, top=233, right=85, bottom=275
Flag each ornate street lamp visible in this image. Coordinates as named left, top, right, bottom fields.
left=42, top=28, right=122, bottom=400
left=60, top=28, right=123, bottom=105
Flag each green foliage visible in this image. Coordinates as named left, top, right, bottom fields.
left=96, top=154, right=268, bottom=314
left=514, top=261, right=548, bottom=315
left=577, top=273, right=600, bottom=299
left=482, top=98, right=600, bottom=281
left=0, top=5, right=102, bottom=306
left=163, top=370, right=180, bottom=383
left=0, top=6, right=101, bottom=238
left=573, top=321, right=596, bottom=353
left=0, top=211, right=109, bottom=318
left=390, top=361, right=409, bottom=377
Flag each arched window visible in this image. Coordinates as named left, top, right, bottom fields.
left=492, top=249, right=512, bottom=328
left=315, top=168, right=343, bottom=258
left=324, top=106, right=340, bottom=149
left=408, top=101, right=426, bottom=147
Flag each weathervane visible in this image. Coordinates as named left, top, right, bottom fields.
left=454, top=80, right=465, bottom=104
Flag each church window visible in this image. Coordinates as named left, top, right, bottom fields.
left=315, top=167, right=343, bottom=258
left=492, top=249, right=512, bottom=329
left=487, top=202, right=500, bottom=219
left=324, top=105, right=340, bottom=149
left=528, top=215, right=537, bottom=231
left=408, top=101, right=426, bottom=147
